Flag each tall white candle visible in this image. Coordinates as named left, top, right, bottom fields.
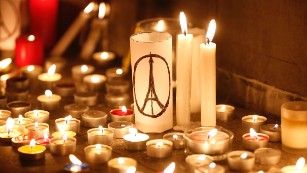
left=176, top=12, right=193, bottom=127
left=50, top=2, right=96, bottom=56
left=200, top=19, right=216, bottom=126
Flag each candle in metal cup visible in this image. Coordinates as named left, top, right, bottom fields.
left=108, top=157, right=137, bottom=173
left=7, top=101, right=31, bottom=117
left=37, top=90, right=61, bottom=111
left=105, top=93, right=129, bottom=108
left=20, top=65, right=43, bottom=79
left=13, top=115, right=34, bottom=134
left=146, top=139, right=173, bottom=158
left=64, top=103, right=89, bottom=119
left=105, top=67, right=126, bottom=82
left=242, top=128, right=269, bottom=151
left=281, top=157, right=307, bottom=173
left=26, top=122, right=49, bottom=139
left=87, top=126, right=113, bottom=145
left=6, top=76, right=29, bottom=90
left=0, top=110, right=11, bottom=121
left=81, top=110, right=107, bottom=128
left=216, top=104, right=235, bottom=122
left=50, top=135, right=77, bottom=156
left=55, top=115, right=80, bottom=133
left=38, top=64, right=62, bottom=89
left=260, top=124, right=281, bottom=142
left=185, top=154, right=214, bottom=172
left=74, top=91, right=98, bottom=106
left=108, top=121, right=133, bottom=139
left=53, top=81, right=76, bottom=97
left=254, top=148, right=281, bottom=165
left=71, top=64, right=95, bottom=83
left=0, top=118, right=22, bottom=143
left=24, top=110, right=49, bottom=123
left=242, top=115, right=267, bottom=133
left=227, top=150, right=255, bottom=172
left=84, top=144, right=112, bottom=164
left=18, top=139, right=46, bottom=160
left=123, top=128, right=149, bottom=151
left=93, top=51, right=115, bottom=65
left=110, top=106, right=134, bottom=122
left=106, top=80, right=130, bottom=94
left=163, top=132, right=185, bottom=150
left=83, top=74, right=106, bottom=91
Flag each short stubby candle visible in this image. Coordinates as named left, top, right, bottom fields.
left=71, top=64, right=95, bottom=83
left=87, top=126, right=113, bottom=145
left=15, top=35, right=43, bottom=67
left=50, top=135, right=77, bottom=156
left=260, top=124, right=281, bottom=142
left=24, top=110, right=50, bottom=123
left=184, top=126, right=234, bottom=161
left=64, top=154, right=89, bottom=172
left=93, top=51, right=116, bottom=65
left=242, top=115, right=267, bottom=133
left=18, top=139, right=46, bottom=160
left=55, top=115, right=80, bottom=134
left=64, top=103, right=89, bottom=119
left=216, top=104, right=235, bottom=122
left=108, top=157, right=137, bottom=173
left=146, top=139, right=173, bottom=158
left=54, top=81, right=76, bottom=98
left=108, top=121, right=133, bottom=139
left=0, top=110, right=11, bottom=121
left=163, top=132, right=185, bottom=150
left=37, top=90, right=61, bottom=111
left=74, top=91, right=98, bottom=106
left=185, top=154, right=214, bottom=172
left=227, top=150, right=255, bottom=172
left=38, top=64, right=62, bottom=89
left=84, top=144, right=112, bottom=164
left=105, top=67, right=126, bottom=82
left=0, top=118, right=22, bottom=143
left=123, top=128, right=149, bottom=151
left=81, top=110, right=107, bottom=128
left=13, top=115, right=34, bottom=134
left=20, top=65, right=43, bottom=80
left=26, top=122, right=49, bottom=140
left=83, top=74, right=106, bottom=91
left=254, top=148, right=281, bottom=165
left=110, top=106, right=134, bottom=122
left=242, top=128, right=269, bottom=151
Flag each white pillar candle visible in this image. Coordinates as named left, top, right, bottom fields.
left=50, top=2, right=97, bottom=56
left=176, top=12, right=193, bottom=127
left=200, top=19, right=217, bottom=126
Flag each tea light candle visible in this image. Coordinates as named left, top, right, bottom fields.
left=64, top=103, right=89, bottom=119
left=6, top=88, right=29, bottom=102
left=87, top=126, right=113, bottom=145
left=84, top=144, right=112, bottom=164
left=227, top=150, right=255, bottom=172
left=242, top=128, right=269, bottom=151
left=281, top=157, right=307, bottom=173
left=254, top=148, right=281, bottom=165
left=0, top=118, right=22, bottom=143
left=184, top=126, right=234, bottom=161
left=108, top=121, right=133, bottom=139
left=146, top=139, right=173, bottom=158
left=0, top=58, right=12, bottom=74
left=37, top=90, right=61, bottom=111
left=260, top=124, right=281, bottom=142
left=106, top=80, right=130, bottom=94
left=108, top=157, right=137, bottom=173
left=50, top=135, right=77, bottom=156
left=83, top=74, right=106, bottom=91
left=51, top=131, right=76, bottom=138
left=24, top=110, right=50, bottom=123
left=54, top=81, right=76, bottom=98
left=0, top=110, right=11, bottom=120
left=105, top=93, right=130, bottom=108
left=55, top=115, right=81, bottom=133
left=44, top=57, right=66, bottom=73
left=6, top=76, right=29, bottom=90
left=74, top=91, right=98, bottom=106
left=18, top=139, right=46, bottom=160
left=20, top=65, right=43, bottom=80
left=71, top=64, right=95, bottom=83
left=35, top=132, right=51, bottom=148
left=14, top=115, right=34, bottom=134
left=123, top=128, right=149, bottom=151
left=198, top=162, right=226, bottom=173
left=163, top=132, right=185, bottom=150
left=26, top=122, right=49, bottom=139
left=64, top=154, right=89, bottom=172
left=216, top=104, right=235, bottom=122
left=185, top=154, right=214, bottom=172
left=81, top=110, right=107, bottom=128
left=11, top=135, right=29, bottom=148
left=110, top=106, right=134, bottom=122
left=93, top=51, right=116, bottom=65
left=7, top=101, right=31, bottom=117
left=38, top=64, right=62, bottom=89
left=242, top=115, right=267, bottom=133
left=105, top=68, right=126, bottom=82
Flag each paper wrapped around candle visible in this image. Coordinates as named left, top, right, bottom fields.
left=130, top=32, right=173, bottom=133
left=55, top=117, right=80, bottom=133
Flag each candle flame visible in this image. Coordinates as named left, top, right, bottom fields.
left=100, top=52, right=109, bottom=59
left=81, top=65, right=88, bottom=72
left=156, top=20, right=165, bottom=32
left=296, top=157, right=305, bottom=171
left=0, top=58, right=12, bottom=69
left=221, top=105, right=226, bottom=111
left=240, top=153, right=248, bottom=159
left=30, top=139, right=36, bottom=149
left=18, top=115, right=23, bottom=124
left=179, top=12, right=188, bottom=35
left=129, top=128, right=137, bottom=135
left=274, top=124, right=279, bottom=129
left=95, top=144, right=102, bottom=150
left=173, top=134, right=178, bottom=140
left=206, top=19, right=216, bottom=42
left=27, top=65, right=35, bottom=72
left=209, top=162, right=216, bottom=168
left=45, top=90, right=52, bottom=97
left=98, top=2, right=106, bottom=19
left=127, top=167, right=136, bottom=173
left=90, top=75, right=100, bottom=83
left=207, top=128, right=218, bottom=139
left=156, top=141, right=164, bottom=147
left=69, top=154, right=82, bottom=165
left=47, top=64, right=56, bottom=75
left=28, top=35, right=35, bottom=41
left=258, top=171, right=264, bottom=173
left=163, top=162, right=175, bottom=173
left=84, top=2, right=95, bottom=13
left=252, top=115, right=258, bottom=122
left=63, top=133, right=67, bottom=142
left=35, top=122, right=39, bottom=129
left=250, top=128, right=258, bottom=139
left=44, top=132, right=49, bottom=141
left=65, top=115, right=72, bottom=124
left=116, top=68, right=123, bottom=75
left=6, top=118, right=14, bottom=135
left=99, top=125, right=104, bottom=134
left=121, top=106, right=127, bottom=113
left=34, top=110, right=39, bottom=117
left=198, top=155, right=206, bottom=161
left=118, top=157, right=125, bottom=165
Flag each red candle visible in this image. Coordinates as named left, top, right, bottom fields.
left=110, top=106, right=134, bottom=122
left=29, top=0, right=58, bottom=50
left=242, top=128, right=269, bottom=151
left=15, top=35, right=44, bottom=67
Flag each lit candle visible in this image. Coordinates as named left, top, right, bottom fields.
left=84, top=144, right=112, bottom=164
left=123, top=128, right=149, bottom=150
left=64, top=103, right=89, bottom=119
left=227, top=150, right=255, bottom=172
left=7, top=101, right=31, bottom=117
left=281, top=157, right=307, bottom=173
left=162, top=162, right=175, bottom=173
left=260, top=124, right=281, bottom=142
left=242, top=128, right=269, bottom=151
left=0, top=110, right=11, bottom=121
left=254, top=148, right=281, bottom=165
left=0, top=118, right=21, bottom=143
left=163, top=132, right=185, bottom=150
left=37, top=64, right=62, bottom=89
left=35, top=131, right=51, bottom=148
left=110, top=106, right=134, bottom=122
left=87, top=126, right=113, bottom=145
left=37, top=90, right=61, bottom=111
left=83, top=74, right=107, bottom=91
left=15, top=35, right=44, bottom=67
left=13, top=114, right=34, bottom=134
left=200, top=19, right=216, bottom=126
left=185, top=154, right=214, bottom=172
left=216, top=104, right=235, bottom=122
left=55, top=115, right=81, bottom=134
left=51, top=130, right=76, bottom=139
left=81, top=110, right=107, bottom=128
left=20, top=65, right=43, bottom=85
left=71, top=64, right=95, bottom=83
left=176, top=12, right=193, bottom=127
left=50, top=134, right=77, bottom=156
left=106, top=79, right=130, bottom=94
left=108, top=121, right=133, bottom=139
left=74, top=91, right=98, bottom=106
left=105, top=67, right=126, bottom=82
left=108, top=157, right=137, bottom=173
left=53, top=81, right=76, bottom=98
left=93, top=51, right=116, bottom=65
left=24, top=110, right=50, bottom=123
left=104, top=93, right=130, bottom=108
left=146, top=139, right=173, bottom=158
left=0, top=58, right=13, bottom=74
left=18, top=139, right=46, bottom=160
left=26, top=122, right=49, bottom=140
left=199, top=162, right=226, bottom=173
left=50, top=2, right=97, bottom=56
left=64, top=154, right=89, bottom=172
left=242, top=115, right=267, bottom=133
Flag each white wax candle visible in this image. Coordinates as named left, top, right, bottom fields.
left=176, top=12, right=193, bottom=127
left=200, top=19, right=216, bottom=126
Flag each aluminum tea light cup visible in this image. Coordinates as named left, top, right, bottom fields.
left=123, top=128, right=149, bottom=151
left=81, top=110, right=107, bottom=128
left=242, top=115, right=267, bottom=133
left=216, top=104, right=235, bottom=122
left=227, top=150, right=255, bottom=172
left=84, top=144, right=112, bottom=164
left=50, top=135, right=77, bottom=156
left=242, top=128, right=269, bottom=151
left=108, top=121, right=133, bottom=139
left=146, top=139, right=173, bottom=158
left=64, top=103, right=89, bottom=119
left=185, top=154, right=214, bottom=172
left=87, top=126, right=113, bottom=145
left=260, top=124, right=281, bottom=142
left=108, top=157, right=137, bottom=173
left=37, top=90, right=61, bottom=111
left=163, top=132, right=185, bottom=149
left=254, top=148, right=281, bottom=165
left=71, top=64, right=95, bottom=83
left=7, top=101, right=31, bottom=117
left=24, top=110, right=49, bottom=123
left=25, top=122, right=49, bottom=139
left=106, top=80, right=130, bottom=94
left=18, top=139, right=46, bottom=160
left=55, top=115, right=81, bottom=134
left=74, top=91, right=98, bottom=106
left=53, top=81, right=76, bottom=97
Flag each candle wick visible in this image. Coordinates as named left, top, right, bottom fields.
left=184, top=31, right=187, bottom=36
left=206, top=38, right=210, bottom=45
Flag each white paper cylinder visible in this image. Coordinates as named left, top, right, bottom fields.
left=130, top=32, right=173, bottom=133
left=200, top=42, right=216, bottom=126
